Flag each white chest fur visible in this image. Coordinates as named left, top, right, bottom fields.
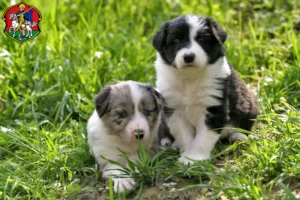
left=154, top=56, right=232, bottom=164
left=155, top=55, right=231, bottom=126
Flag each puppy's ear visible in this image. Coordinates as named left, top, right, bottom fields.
left=205, top=17, right=227, bottom=45
left=152, top=22, right=169, bottom=52
left=150, top=88, right=165, bottom=110
left=94, top=86, right=111, bottom=118
left=153, top=89, right=165, bottom=107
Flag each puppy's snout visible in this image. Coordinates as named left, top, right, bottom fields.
left=183, top=53, right=195, bottom=63
left=133, top=129, right=144, bottom=140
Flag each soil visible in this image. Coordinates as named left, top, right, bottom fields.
left=77, top=175, right=300, bottom=200
left=77, top=179, right=211, bottom=200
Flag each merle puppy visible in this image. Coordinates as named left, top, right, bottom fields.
left=152, top=14, right=258, bottom=164
left=87, top=81, right=165, bottom=193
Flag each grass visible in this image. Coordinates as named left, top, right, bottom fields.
left=0, top=0, right=299, bottom=199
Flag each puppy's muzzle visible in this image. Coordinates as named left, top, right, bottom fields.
left=133, top=129, right=144, bottom=140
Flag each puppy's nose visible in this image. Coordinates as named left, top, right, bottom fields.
left=133, top=129, right=144, bottom=140
left=183, top=53, right=195, bottom=63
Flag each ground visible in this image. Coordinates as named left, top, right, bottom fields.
left=0, top=0, right=299, bottom=199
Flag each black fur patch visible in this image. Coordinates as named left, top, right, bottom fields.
left=163, top=106, right=174, bottom=118
left=196, top=18, right=227, bottom=64
left=157, top=114, right=175, bottom=145
left=138, top=84, right=165, bottom=110
left=205, top=65, right=258, bottom=133
left=95, top=86, right=111, bottom=118
left=153, top=15, right=190, bottom=67
left=227, top=65, right=258, bottom=131
left=205, top=78, right=229, bottom=132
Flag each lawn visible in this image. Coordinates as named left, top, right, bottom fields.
left=0, top=0, right=299, bottom=199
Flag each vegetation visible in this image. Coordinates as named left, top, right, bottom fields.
left=0, top=0, right=299, bottom=199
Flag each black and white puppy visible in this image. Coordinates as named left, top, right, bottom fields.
left=87, top=81, right=164, bottom=193
left=152, top=14, right=258, bottom=164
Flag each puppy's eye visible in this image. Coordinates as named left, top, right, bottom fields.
left=118, top=110, right=128, bottom=119
left=173, top=39, right=180, bottom=44
left=143, top=109, right=151, bottom=116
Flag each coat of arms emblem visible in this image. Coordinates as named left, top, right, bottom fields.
left=2, top=2, right=42, bottom=44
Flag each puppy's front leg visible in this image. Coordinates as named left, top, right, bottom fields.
left=168, top=111, right=195, bottom=151
left=102, top=162, right=136, bottom=193
left=179, top=116, right=220, bottom=165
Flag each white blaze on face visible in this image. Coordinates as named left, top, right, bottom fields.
left=124, top=82, right=150, bottom=141
left=174, top=15, right=208, bottom=69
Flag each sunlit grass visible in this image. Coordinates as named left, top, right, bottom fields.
left=0, top=0, right=299, bottom=199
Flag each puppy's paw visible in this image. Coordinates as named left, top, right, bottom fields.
left=178, top=152, right=210, bottom=165
left=178, top=155, right=194, bottom=165
left=113, top=178, right=135, bottom=193
left=229, top=132, right=248, bottom=143
left=160, top=137, right=173, bottom=148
